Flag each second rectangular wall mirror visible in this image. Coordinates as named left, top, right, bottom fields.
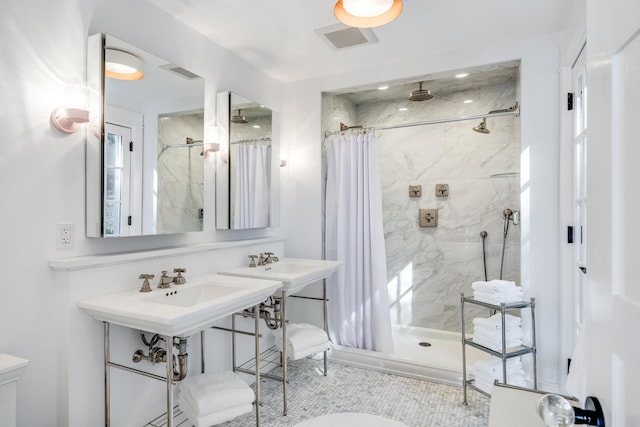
left=215, top=91, right=279, bottom=230
left=86, top=33, right=205, bottom=238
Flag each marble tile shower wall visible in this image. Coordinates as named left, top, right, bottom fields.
left=322, top=81, right=520, bottom=333
left=157, top=112, right=205, bottom=233
left=359, top=81, right=520, bottom=332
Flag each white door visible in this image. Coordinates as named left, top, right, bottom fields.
left=104, top=122, right=133, bottom=236
left=571, top=48, right=587, bottom=341
left=586, top=1, right=640, bottom=425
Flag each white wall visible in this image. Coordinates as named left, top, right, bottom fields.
left=281, top=33, right=565, bottom=390
left=0, top=1, right=284, bottom=426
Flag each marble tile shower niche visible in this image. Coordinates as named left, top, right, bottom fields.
left=322, top=66, right=521, bottom=333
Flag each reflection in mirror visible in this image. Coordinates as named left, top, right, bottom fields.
left=216, top=92, right=276, bottom=230
left=86, top=33, right=205, bottom=237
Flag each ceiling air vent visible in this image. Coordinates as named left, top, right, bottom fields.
left=159, top=64, right=201, bottom=80
left=316, top=24, right=379, bottom=51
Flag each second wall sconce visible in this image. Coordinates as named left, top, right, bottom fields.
left=202, top=126, right=221, bottom=158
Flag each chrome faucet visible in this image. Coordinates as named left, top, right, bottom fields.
left=263, top=252, right=279, bottom=264
left=157, top=268, right=187, bottom=288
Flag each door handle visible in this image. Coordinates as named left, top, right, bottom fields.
left=579, top=266, right=587, bottom=274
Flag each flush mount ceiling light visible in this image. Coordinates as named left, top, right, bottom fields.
left=334, top=0, right=403, bottom=28
left=105, top=49, right=144, bottom=80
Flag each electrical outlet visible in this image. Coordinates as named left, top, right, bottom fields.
left=57, top=223, right=74, bottom=249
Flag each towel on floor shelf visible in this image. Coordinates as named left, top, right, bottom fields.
left=473, top=357, right=523, bottom=374
left=178, top=395, right=253, bottom=427
left=273, top=322, right=330, bottom=360
left=471, top=280, right=518, bottom=294
left=178, top=371, right=255, bottom=417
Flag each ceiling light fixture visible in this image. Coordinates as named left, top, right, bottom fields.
left=334, top=0, right=403, bottom=28
left=105, top=49, right=144, bottom=80
left=455, top=73, right=469, bottom=78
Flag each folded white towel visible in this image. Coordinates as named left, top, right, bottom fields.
left=473, top=313, right=522, bottom=329
left=472, top=280, right=518, bottom=294
left=473, top=329, right=522, bottom=345
left=274, top=323, right=330, bottom=360
left=178, top=395, right=252, bottom=427
left=473, top=324, right=521, bottom=337
left=473, top=290, right=523, bottom=305
left=178, top=371, right=254, bottom=416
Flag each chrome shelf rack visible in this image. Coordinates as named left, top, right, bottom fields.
left=460, top=294, right=537, bottom=404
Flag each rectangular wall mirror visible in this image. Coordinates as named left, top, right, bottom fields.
left=215, top=91, right=279, bottom=229
left=86, top=33, right=205, bottom=237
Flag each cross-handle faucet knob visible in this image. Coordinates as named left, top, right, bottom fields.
left=264, top=252, right=275, bottom=264
left=139, top=274, right=155, bottom=293
left=248, top=255, right=258, bottom=267
left=173, top=268, right=187, bottom=285
left=158, top=271, right=172, bottom=289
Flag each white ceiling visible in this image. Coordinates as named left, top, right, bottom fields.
left=147, top=0, right=574, bottom=83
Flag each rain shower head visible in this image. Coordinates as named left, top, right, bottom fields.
left=230, top=109, right=248, bottom=124
left=473, top=118, right=490, bottom=134
left=408, top=82, right=433, bottom=101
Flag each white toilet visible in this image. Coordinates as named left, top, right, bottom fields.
left=0, top=354, right=29, bottom=427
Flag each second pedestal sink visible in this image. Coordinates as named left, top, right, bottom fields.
left=78, top=274, right=282, bottom=337
left=218, top=257, right=340, bottom=294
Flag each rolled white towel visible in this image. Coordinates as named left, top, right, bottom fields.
left=178, top=371, right=254, bottom=417
left=473, top=314, right=521, bottom=329
left=274, top=323, right=330, bottom=360
left=178, top=395, right=252, bottom=427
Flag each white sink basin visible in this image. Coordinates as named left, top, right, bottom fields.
left=78, top=274, right=282, bottom=337
left=219, top=258, right=340, bottom=294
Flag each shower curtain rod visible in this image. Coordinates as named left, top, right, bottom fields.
left=161, top=141, right=203, bottom=150
left=231, top=137, right=272, bottom=145
left=323, top=104, right=520, bottom=138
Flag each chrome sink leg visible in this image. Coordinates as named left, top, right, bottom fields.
left=281, top=290, right=288, bottom=416
left=166, top=335, right=174, bottom=427
left=254, top=304, right=261, bottom=427
left=104, top=322, right=110, bottom=427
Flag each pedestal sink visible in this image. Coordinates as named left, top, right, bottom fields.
left=78, top=273, right=282, bottom=337
left=218, top=257, right=340, bottom=294
left=218, top=257, right=340, bottom=416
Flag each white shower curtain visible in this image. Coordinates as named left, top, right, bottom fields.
left=325, top=132, right=394, bottom=353
left=233, top=143, right=271, bottom=229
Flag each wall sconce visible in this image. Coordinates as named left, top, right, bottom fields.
left=334, top=0, right=403, bottom=28
left=105, top=48, right=144, bottom=80
left=202, top=126, right=220, bottom=158
left=537, top=394, right=605, bottom=427
left=51, top=84, right=91, bottom=134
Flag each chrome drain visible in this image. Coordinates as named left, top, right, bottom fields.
left=418, top=342, right=432, bottom=347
